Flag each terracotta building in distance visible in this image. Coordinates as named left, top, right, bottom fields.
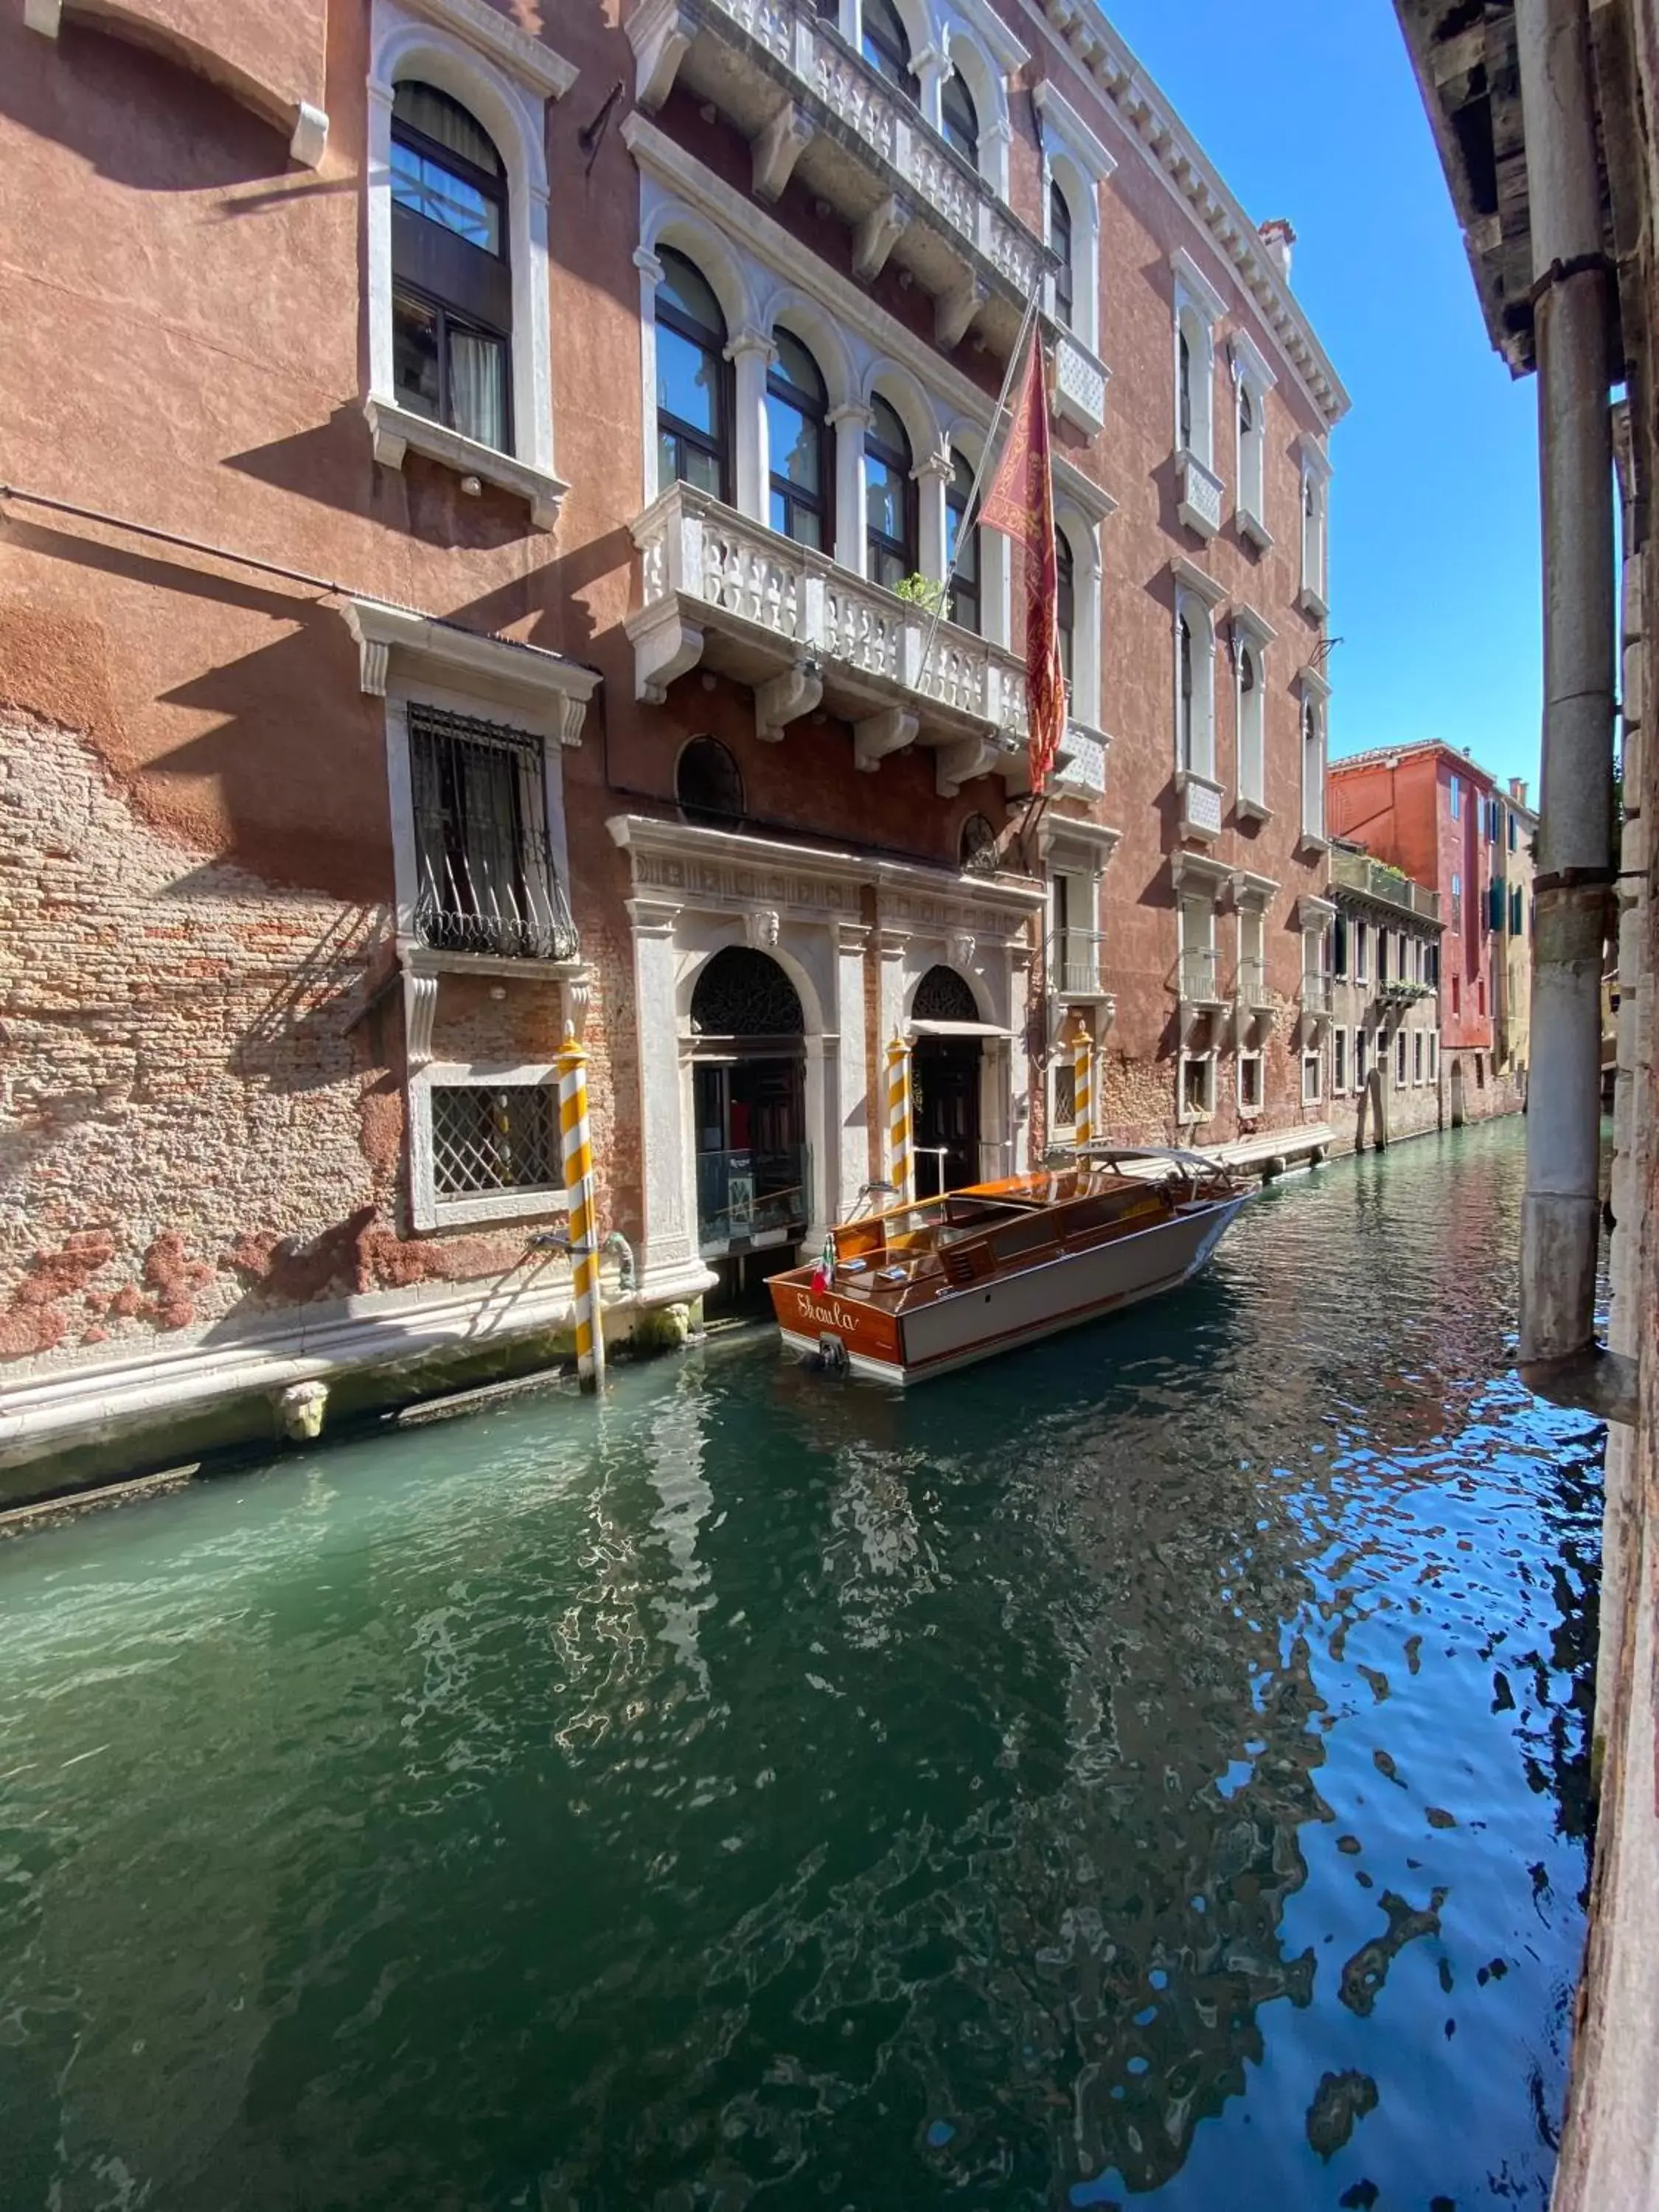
left=1328, top=740, right=1523, bottom=1124
left=0, top=0, right=1343, bottom=1494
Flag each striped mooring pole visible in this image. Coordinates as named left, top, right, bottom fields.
left=557, top=1026, right=605, bottom=1392
left=886, top=1034, right=914, bottom=1205
left=1072, top=1029, right=1093, bottom=1149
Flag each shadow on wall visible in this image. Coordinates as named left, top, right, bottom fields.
left=0, top=14, right=293, bottom=190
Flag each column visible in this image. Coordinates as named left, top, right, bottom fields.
left=627, top=898, right=693, bottom=1286
left=801, top=1032, right=835, bottom=1248
left=726, top=327, right=774, bottom=524
left=634, top=246, right=665, bottom=507
left=915, top=449, right=952, bottom=591
left=912, top=45, right=947, bottom=132
left=830, top=403, right=871, bottom=572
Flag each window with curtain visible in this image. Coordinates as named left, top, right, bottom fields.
left=766, top=329, right=830, bottom=549
left=1050, top=180, right=1074, bottom=331
left=945, top=450, right=981, bottom=633
left=1056, top=530, right=1075, bottom=692
left=942, top=71, right=978, bottom=164
left=864, top=394, right=916, bottom=588
left=391, top=81, right=512, bottom=453
left=656, top=248, right=731, bottom=501
left=861, top=0, right=918, bottom=101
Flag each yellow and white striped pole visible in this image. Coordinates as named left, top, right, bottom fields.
left=1072, top=1027, right=1093, bottom=1149
left=557, top=1024, right=605, bottom=1392
left=886, top=1034, right=914, bottom=1205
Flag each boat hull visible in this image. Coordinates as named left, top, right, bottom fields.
left=775, top=1192, right=1246, bottom=1384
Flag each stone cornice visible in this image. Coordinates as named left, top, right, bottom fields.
left=397, top=0, right=579, bottom=100
left=1018, top=0, right=1349, bottom=427
left=344, top=599, right=600, bottom=742
left=607, top=813, right=1045, bottom=914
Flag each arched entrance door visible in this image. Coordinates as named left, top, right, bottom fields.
left=911, top=964, right=982, bottom=1198
left=690, top=948, right=807, bottom=1262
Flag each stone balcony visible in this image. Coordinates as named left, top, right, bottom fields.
left=627, top=0, right=1048, bottom=358
left=1176, top=768, right=1224, bottom=841
left=1177, top=450, right=1224, bottom=539
left=1054, top=329, right=1110, bottom=438
left=1179, top=945, right=1224, bottom=1010
left=1048, top=928, right=1112, bottom=1004
left=628, top=482, right=1030, bottom=796
left=1051, top=719, right=1109, bottom=797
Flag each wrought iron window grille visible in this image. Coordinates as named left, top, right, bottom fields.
left=690, top=947, right=805, bottom=1038
left=408, top=705, right=577, bottom=961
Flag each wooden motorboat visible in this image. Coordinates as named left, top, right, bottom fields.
left=768, top=1148, right=1249, bottom=1385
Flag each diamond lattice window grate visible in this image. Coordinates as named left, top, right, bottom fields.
left=432, top=1085, right=558, bottom=1197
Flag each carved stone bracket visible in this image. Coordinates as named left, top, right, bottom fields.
left=627, top=603, right=706, bottom=703
left=852, top=195, right=911, bottom=282
left=560, top=970, right=593, bottom=1040
left=935, top=275, right=988, bottom=351
left=403, top=970, right=438, bottom=1073
left=754, top=100, right=815, bottom=202
left=935, top=734, right=1001, bottom=798
left=854, top=705, right=918, bottom=773
left=755, top=661, right=823, bottom=743
left=630, top=0, right=692, bottom=109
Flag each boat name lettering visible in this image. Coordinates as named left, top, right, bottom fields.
left=795, top=1293, right=861, bottom=1332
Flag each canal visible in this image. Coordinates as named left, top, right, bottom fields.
left=0, top=1121, right=1602, bottom=2210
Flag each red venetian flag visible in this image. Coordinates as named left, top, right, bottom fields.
left=978, top=333, right=1067, bottom=796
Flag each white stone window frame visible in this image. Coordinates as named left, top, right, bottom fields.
left=1297, top=434, right=1332, bottom=622
left=1230, top=599, right=1276, bottom=824
left=1034, top=81, right=1114, bottom=359
left=1301, top=1046, right=1324, bottom=1106
left=1413, top=1026, right=1426, bottom=1086
left=1054, top=504, right=1104, bottom=730
left=1236, top=1047, right=1264, bottom=1116
left=1178, top=1046, right=1218, bottom=1124
left=1172, top=568, right=1223, bottom=787
left=1295, top=664, right=1331, bottom=852
left=1172, top=248, right=1226, bottom=504
left=1428, top=1032, right=1440, bottom=1082
left=410, top=1058, right=566, bottom=1230
left=942, top=7, right=1022, bottom=201
left=1394, top=1026, right=1411, bottom=1090
left=1228, top=331, right=1276, bottom=552
left=366, top=0, right=576, bottom=530
left=1332, top=1024, right=1349, bottom=1096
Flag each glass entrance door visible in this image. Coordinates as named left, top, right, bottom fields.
left=692, top=1057, right=807, bottom=1256
left=912, top=1038, right=981, bottom=1197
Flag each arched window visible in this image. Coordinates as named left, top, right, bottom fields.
left=655, top=248, right=731, bottom=501
left=676, top=737, right=744, bottom=828
left=1178, top=612, right=1194, bottom=769
left=959, top=813, right=998, bottom=874
left=391, top=82, right=512, bottom=452
left=1050, top=179, right=1074, bottom=332
left=942, top=71, right=978, bottom=165
left=864, top=394, right=917, bottom=588
left=691, top=947, right=804, bottom=1037
left=945, top=449, right=981, bottom=634
left=1056, top=530, right=1076, bottom=692
left=1237, top=641, right=1265, bottom=808
left=766, top=329, right=830, bottom=550
left=913, top=964, right=978, bottom=1022
left=1237, top=378, right=1265, bottom=525
left=1178, top=327, right=1193, bottom=452
left=861, top=0, right=919, bottom=102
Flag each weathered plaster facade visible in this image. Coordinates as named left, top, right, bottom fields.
left=1323, top=842, right=1445, bottom=1157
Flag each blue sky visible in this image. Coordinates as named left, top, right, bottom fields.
left=1102, top=0, right=1543, bottom=793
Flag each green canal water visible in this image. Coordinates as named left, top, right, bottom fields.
left=0, top=1121, right=1602, bottom=2210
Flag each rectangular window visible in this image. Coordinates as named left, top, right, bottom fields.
left=1450, top=872, right=1461, bottom=930
left=1180, top=896, right=1217, bottom=1003
left=1301, top=1051, right=1323, bottom=1105
left=1413, top=1029, right=1425, bottom=1084
left=1510, top=885, right=1524, bottom=936
left=409, top=706, right=576, bottom=961
left=431, top=1082, right=558, bottom=1199
left=1332, top=911, right=1349, bottom=978
left=1238, top=1053, right=1263, bottom=1113
left=1452, top=975, right=1461, bottom=1015
left=1478, top=976, right=1486, bottom=1015
left=1355, top=921, right=1368, bottom=984
left=1428, top=1033, right=1439, bottom=1081
left=1355, top=1027, right=1369, bottom=1088
left=1333, top=1027, right=1349, bottom=1093
left=1450, top=773, right=1461, bottom=821
left=1180, top=1052, right=1217, bottom=1120
left=1509, top=810, right=1518, bottom=852
left=1396, top=1030, right=1408, bottom=1088
left=1377, top=929, right=1390, bottom=987
left=1237, top=908, right=1266, bottom=1007
left=1052, top=1060, right=1077, bottom=1130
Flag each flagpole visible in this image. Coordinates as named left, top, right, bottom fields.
left=915, top=276, right=1048, bottom=691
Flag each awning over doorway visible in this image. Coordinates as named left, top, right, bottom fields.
left=910, top=1020, right=1015, bottom=1039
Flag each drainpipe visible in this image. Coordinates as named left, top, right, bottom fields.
left=1513, top=0, right=1630, bottom=1419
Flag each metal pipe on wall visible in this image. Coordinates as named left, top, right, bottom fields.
left=1514, top=0, right=1618, bottom=1392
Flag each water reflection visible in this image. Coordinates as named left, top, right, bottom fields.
left=0, top=1123, right=1600, bottom=2210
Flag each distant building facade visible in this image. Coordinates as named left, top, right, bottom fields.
left=1493, top=776, right=1537, bottom=1091
left=1325, top=843, right=1444, bottom=1154
left=1327, top=740, right=1522, bottom=1125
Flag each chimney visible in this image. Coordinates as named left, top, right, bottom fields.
left=1258, top=218, right=1295, bottom=283
left=1509, top=776, right=1528, bottom=807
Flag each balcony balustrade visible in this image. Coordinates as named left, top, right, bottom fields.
left=627, top=0, right=1047, bottom=358
left=629, top=482, right=1029, bottom=795
left=1051, top=720, right=1108, bottom=797
left=1054, top=330, right=1110, bottom=438
left=1301, top=972, right=1332, bottom=1018
left=1177, top=450, right=1224, bottom=539
left=1176, top=768, right=1224, bottom=841
left=1048, top=928, right=1110, bottom=1002
left=1235, top=957, right=1271, bottom=1012
left=1180, top=945, right=1222, bottom=1006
